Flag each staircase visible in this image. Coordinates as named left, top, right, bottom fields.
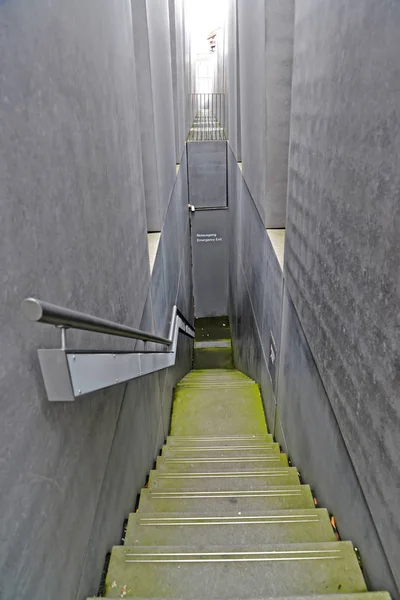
left=94, top=319, right=390, bottom=600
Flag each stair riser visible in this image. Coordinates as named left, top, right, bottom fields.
left=194, top=347, right=234, bottom=370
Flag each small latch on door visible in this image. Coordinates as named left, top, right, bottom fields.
left=188, top=204, right=195, bottom=213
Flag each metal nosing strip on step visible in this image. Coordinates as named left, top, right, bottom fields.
left=155, top=471, right=292, bottom=478
left=138, top=518, right=321, bottom=526
left=168, top=436, right=270, bottom=440
left=163, top=458, right=281, bottom=463
left=177, top=384, right=255, bottom=387
left=149, top=489, right=305, bottom=497
left=139, top=514, right=319, bottom=522
left=165, top=446, right=275, bottom=451
left=125, top=557, right=341, bottom=563
left=126, top=550, right=342, bottom=556
left=125, top=549, right=342, bottom=563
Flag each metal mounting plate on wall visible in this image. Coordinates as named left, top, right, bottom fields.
left=34, top=309, right=194, bottom=401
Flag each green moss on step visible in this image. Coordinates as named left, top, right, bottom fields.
left=170, top=374, right=268, bottom=436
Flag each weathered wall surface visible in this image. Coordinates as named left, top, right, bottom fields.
left=236, top=0, right=293, bottom=227
left=229, top=0, right=400, bottom=596
left=237, top=0, right=267, bottom=221
left=276, top=290, right=398, bottom=597
left=131, top=0, right=160, bottom=231
left=228, top=149, right=283, bottom=428
left=76, top=147, right=193, bottom=599
left=169, top=0, right=187, bottom=161
left=225, top=0, right=241, bottom=159
left=0, top=2, right=192, bottom=599
left=284, top=0, right=400, bottom=593
left=132, top=0, right=176, bottom=231
left=228, top=140, right=399, bottom=597
left=265, top=0, right=294, bottom=226
left=187, top=141, right=227, bottom=208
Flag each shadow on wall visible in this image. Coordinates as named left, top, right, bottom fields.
left=227, top=146, right=399, bottom=599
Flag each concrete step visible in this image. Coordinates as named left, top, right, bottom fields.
left=177, top=382, right=256, bottom=389
left=104, top=542, right=366, bottom=598
left=95, top=593, right=391, bottom=600
left=162, top=446, right=282, bottom=460
left=180, top=373, right=250, bottom=380
left=137, top=485, right=316, bottom=513
left=165, top=435, right=274, bottom=445
left=181, top=369, right=250, bottom=379
left=162, top=449, right=284, bottom=460
left=125, top=509, right=336, bottom=546
left=194, top=341, right=232, bottom=348
left=156, top=454, right=289, bottom=472
left=170, top=384, right=268, bottom=436
left=194, top=344, right=234, bottom=370
left=178, top=371, right=254, bottom=387
left=148, top=468, right=300, bottom=491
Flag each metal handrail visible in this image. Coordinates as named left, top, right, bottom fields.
left=21, top=298, right=173, bottom=346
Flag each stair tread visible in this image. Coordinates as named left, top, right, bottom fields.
left=156, top=454, right=288, bottom=473
left=166, top=434, right=272, bottom=440
left=137, top=485, right=316, bottom=513
left=156, top=454, right=289, bottom=471
left=98, top=360, right=388, bottom=600
left=166, top=435, right=273, bottom=445
left=162, top=446, right=281, bottom=459
left=181, top=368, right=250, bottom=376
left=104, top=542, right=367, bottom=598
left=125, top=508, right=336, bottom=545
left=148, top=468, right=299, bottom=491
left=170, top=383, right=268, bottom=436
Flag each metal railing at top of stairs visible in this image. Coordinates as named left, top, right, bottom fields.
left=21, top=298, right=195, bottom=403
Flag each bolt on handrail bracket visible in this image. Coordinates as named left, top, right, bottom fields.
left=21, top=298, right=195, bottom=402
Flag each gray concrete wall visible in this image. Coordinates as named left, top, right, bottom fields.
left=146, top=0, right=177, bottom=224
left=228, top=148, right=283, bottom=428
left=169, top=0, right=188, bottom=161
left=132, top=0, right=177, bottom=231
left=229, top=0, right=400, bottom=595
left=265, top=0, right=294, bottom=225
left=76, top=147, right=194, bottom=600
left=187, top=141, right=227, bottom=208
left=0, top=2, right=192, bottom=599
left=131, top=0, right=160, bottom=231
left=284, top=0, right=400, bottom=593
left=225, top=0, right=241, bottom=159
left=237, top=0, right=267, bottom=221
left=228, top=140, right=399, bottom=597
left=236, top=0, right=293, bottom=227
left=276, top=290, right=398, bottom=598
